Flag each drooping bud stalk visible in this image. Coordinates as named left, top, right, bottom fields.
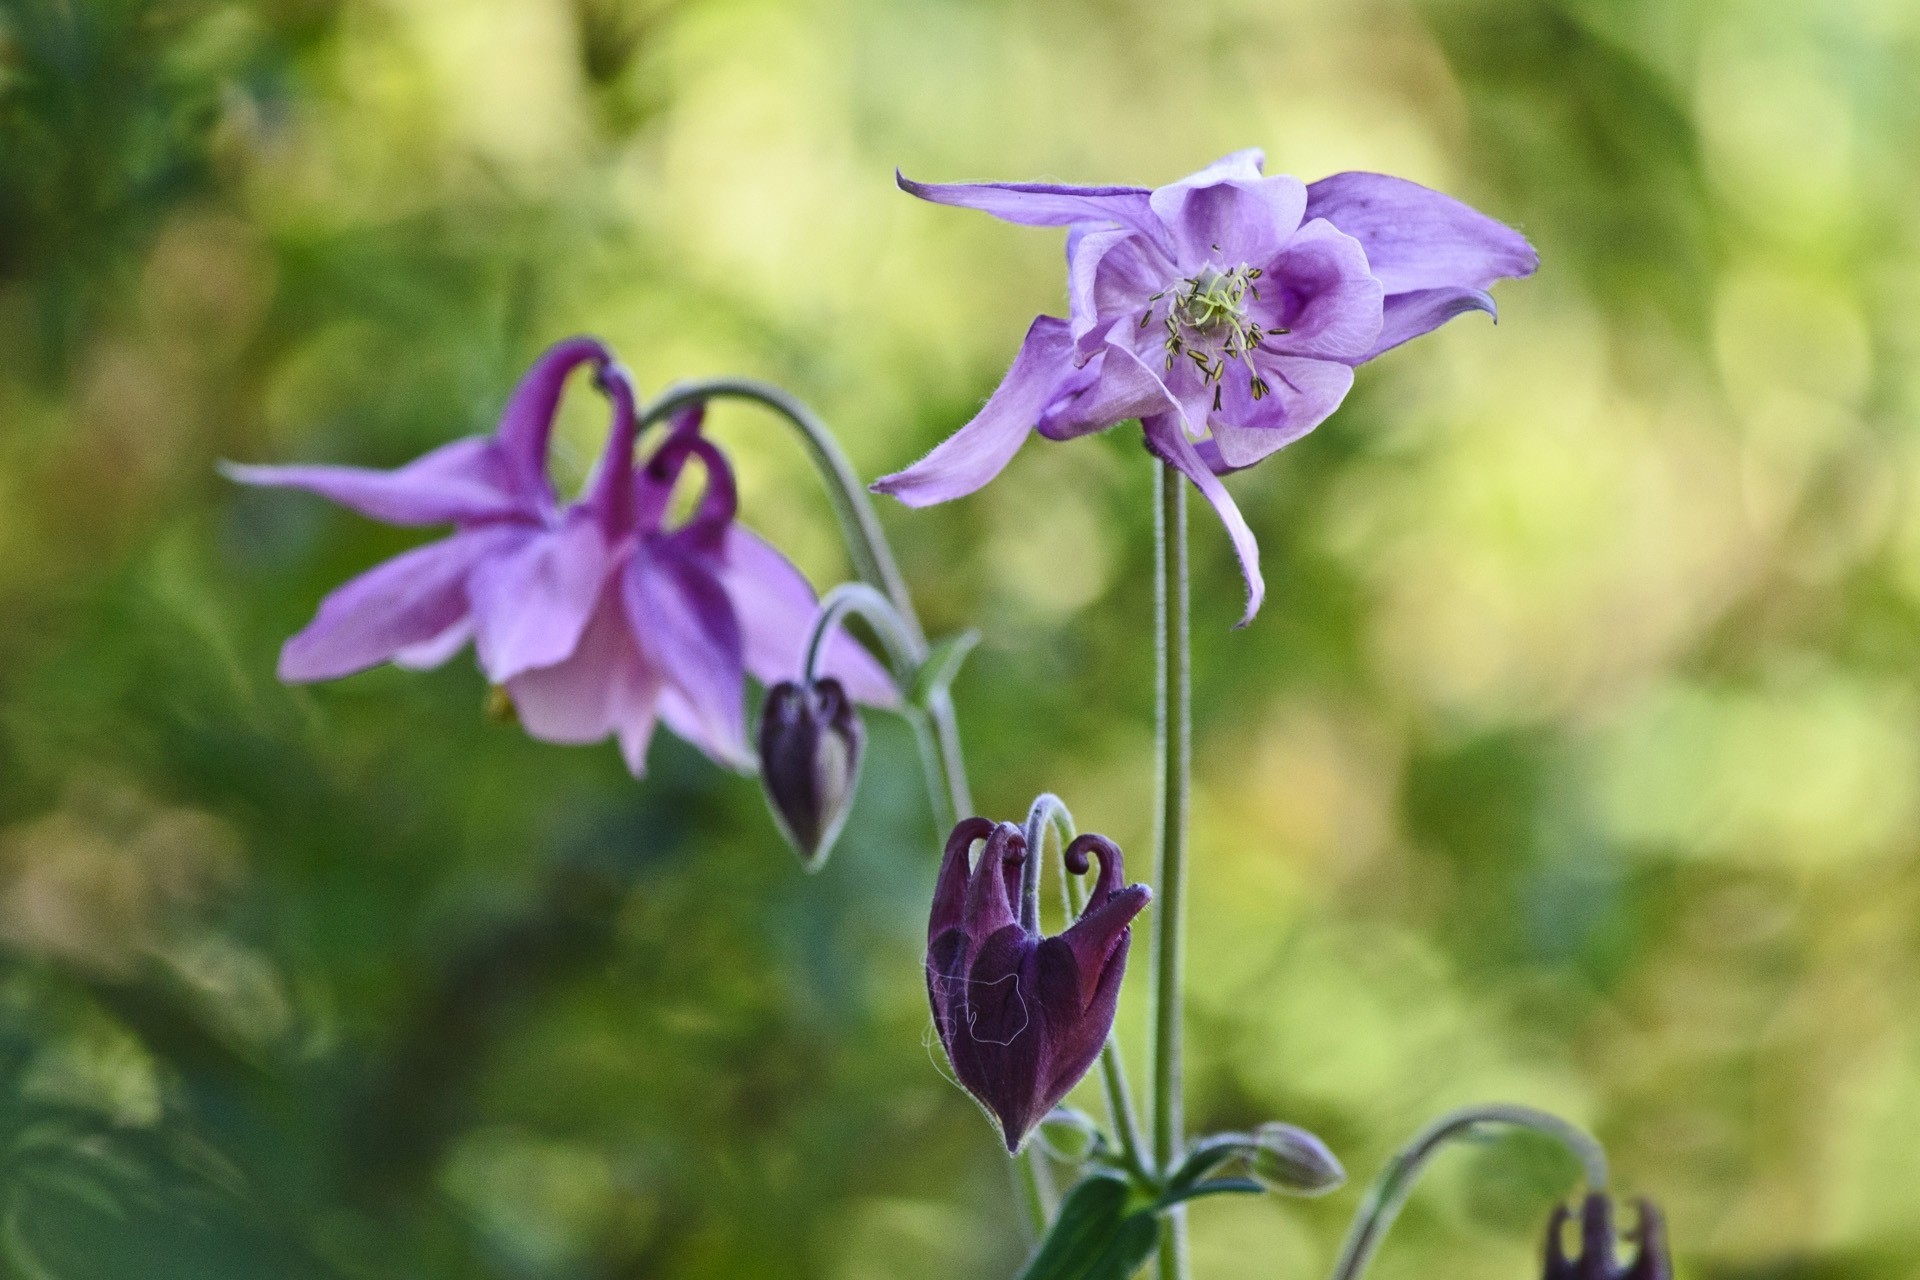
left=1545, top=1195, right=1670, bottom=1280
left=1033, top=1107, right=1104, bottom=1165
left=1248, top=1122, right=1345, bottom=1196
left=757, top=678, right=864, bottom=870
left=926, top=818, right=1151, bottom=1152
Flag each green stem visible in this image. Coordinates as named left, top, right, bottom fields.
left=1150, top=461, right=1192, bottom=1279
left=1328, top=1104, right=1609, bottom=1280
left=802, top=581, right=926, bottom=683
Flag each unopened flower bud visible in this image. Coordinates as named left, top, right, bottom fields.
left=1249, top=1122, right=1345, bottom=1197
left=757, top=678, right=863, bottom=870
left=1545, top=1195, right=1670, bottom=1280
left=1034, top=1107, right=1103, bottom=1164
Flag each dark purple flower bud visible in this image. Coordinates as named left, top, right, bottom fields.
left=926, top=818, right=1151, bottom=1152
left=1545, top=1195, right=1670, bottom=1280
left=757, top=678, right=864, bottom=870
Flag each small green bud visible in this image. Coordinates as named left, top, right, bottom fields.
left=1034, top=1107, right=1103, bottom=1165
left=1249, top=1123, right=1344, bottom=1197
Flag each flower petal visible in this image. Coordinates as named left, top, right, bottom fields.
left=871, top=316, right=1076, bottom=506
left=468, top=512, right=612, bottom=683
left=1208, top=355, right=1355, bottom=469
left=1142, top=411, right=1266, bottom=627
left=1250, top=219, right=1384, bottom=361
left=1036, top=343, right=1180, bottom=441
left=897, top=171, right=1159, bottom=241
left=624, top=545, right=749, bottom=770
left=1067, top=227, right=1168, bottom=348
left=1361, top=286, right=1498, bottom=360
left=1303, top=171, right=1537, bottom=294
left=506, top=587, right=662, bottom=775
left=221, top=437, right=525, bottom=527
left=277, top=526, right=522, bottom=682
left=392, top=617, right=474, bottom=670
left=717, top=527, right=899, bottom=708
left=1149, top=152, right=1305, bottom=270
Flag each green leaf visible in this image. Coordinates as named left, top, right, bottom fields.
left=908, top=630, right=980, bottom=708
left=1016, top=1175, right=1161, bottom=1280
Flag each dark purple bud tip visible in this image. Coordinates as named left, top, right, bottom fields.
left=1544, top=1195, right=1671, bottom=1280
left=757, top=678, right=864, bottom=871
left=926, top=817, right=1150, bottom=1152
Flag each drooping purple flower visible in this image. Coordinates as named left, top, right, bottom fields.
left=226, top=340, right=892, bottom=774
left=874, top=150, right=1537, bottom=625
left=926, top=818, right=1150, bottom=1152
left=1545, top=1196, right=1670, bottom=1280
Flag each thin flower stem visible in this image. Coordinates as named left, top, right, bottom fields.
left=801, top=582, right=926, bottom=684
left=1327, top=1104, right=1609, bottom=1280
left=1150, top=461, right=1192, bottom=1280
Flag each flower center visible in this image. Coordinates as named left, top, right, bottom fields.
left=1143, top=263, right=1284, bottom=409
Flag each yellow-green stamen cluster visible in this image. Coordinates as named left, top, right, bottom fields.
left=1142, top=262, right=1285, bottom=411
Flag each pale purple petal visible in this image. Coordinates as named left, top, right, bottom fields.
left=277, top=526, right=522, bottom=682
left=871, top=316, right=1076, bottom=507
left=1149, top=152, right=1305, bottom=270
left=1303, top=172, right=1537, bottom=294
left=1067, top=228, right=1167, bottom=347
left=506, top=587, right=662, bottom=776
left=717, top=527, right=899, bottom=709
left=494, top=336, right=614, bottom=513
left=392, top=618, right=474, bottom=670
left=623, top=547, right=749, bottom=770
left=220, top=438, right=526, bottom=527
left=1359, top=286, right=1498, bottom=360
left=1249, top=219, right=1384, bottom=361
left=897, top=171, right=1160, bottom=242
left=1142, top=413, right=1266, bottom=627
left=1036, top=344, right=1179, bottom=441
left=468, top=513, right=612, bottom=683
left=1208, top=355, right=1356, bottom=470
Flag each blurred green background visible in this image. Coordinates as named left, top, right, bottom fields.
left=1, top=0, right=1916, bottom=1275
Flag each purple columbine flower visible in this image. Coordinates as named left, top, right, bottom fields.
left=1545, top=1195, right=1670, bottom=1280
left=227, top=339, right=890, bottom=774
left=874, top=150, right=1537, bottom=624
left=926, top=818, right=1150, bottom=1152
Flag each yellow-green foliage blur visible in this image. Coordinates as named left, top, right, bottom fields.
left=0, top=0, right=1915, bottom=1276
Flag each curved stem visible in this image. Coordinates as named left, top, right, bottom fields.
left=1328, top=1104, right=1609, bottom=1280
left=1150, top=462, right=1192, bottom=1280
left=641, top=378, right=923, bottom=648
left=802, top=581, right=926, bottom=683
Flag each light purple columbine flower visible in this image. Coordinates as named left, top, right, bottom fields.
left=927, top=818, right=1150, bottom=1152
left=874, top=150, right=1538, bottom=625
left=226, top=338, right=892, bottom=774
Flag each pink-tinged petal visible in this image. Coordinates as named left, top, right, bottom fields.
left=392, top=617, right=473, bottom=670
left=1150, top=152, right=1305, bottom=270
left=1303, top=172, right=1537, bottom=294
left=1142, top=412, right=1266, bottom=627
left=623, top=547, right=750, bottom=771
left=1036, top=343, right=1180, bottom=441
left=717, top=527, right=899, bottom=708
left=871, top=315, right=1076, bottom=507
left=1360, top=286, right=1498, bottom=360
left=897, top=171, right=1160, bottom=242
left=1251, top=219, right=1384, bottom=361
left=506, top=588, right=663, bottom=776
left=494, top=336, right=614, bottom=513
left=277, top=526, right=522, bottom=682
left=1208, top=355, right=1356, bottom=469
left=220, top=437, right=526, bottom=527
left=468, top=513, right=612, bottom=683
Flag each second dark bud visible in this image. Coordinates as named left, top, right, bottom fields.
left=758, top=678, right=864, bottom=871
